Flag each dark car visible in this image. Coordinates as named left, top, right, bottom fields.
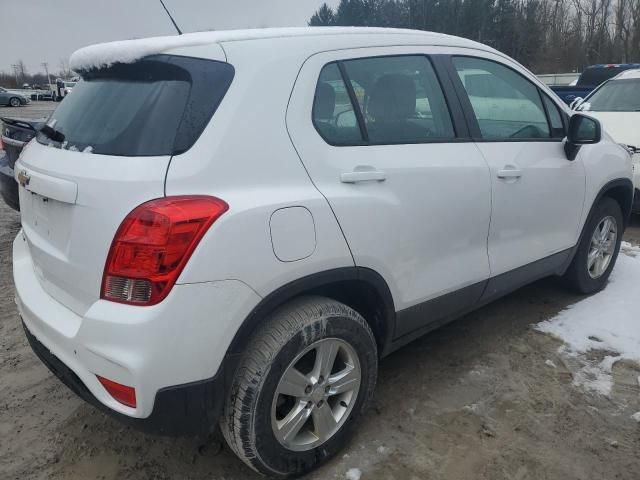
left=551, top=63, right=640, bottom=105
left=0, top=87, right=30, bottom=107
left=0, top=117, right=44, bottom=210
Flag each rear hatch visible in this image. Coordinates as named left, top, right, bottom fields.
left=16, top=54, right=234, bottom=316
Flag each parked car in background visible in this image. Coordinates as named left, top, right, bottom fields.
left=551, top=63, right=640, bottom=105
left=0, top=117, right=44, bottom=210
left=575, top=69, right=640, bottom=212
left=13, top=28, right=634, bottom=477
left=30, top=90, right=55, bottom=101
left=0, top=87, right=30, bottom=107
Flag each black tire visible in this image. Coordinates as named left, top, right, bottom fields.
left=563, top=197, right=623, bottom=294
left=9, top=97, right=21, bottom=107
left=220, top=296, right=378, bottom=478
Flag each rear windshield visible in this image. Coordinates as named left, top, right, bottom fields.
left=580, top=78, right=640, bottom=112
left=37, top=55, right=234, bottom=156
left=577, top=67, right=629, bottom=87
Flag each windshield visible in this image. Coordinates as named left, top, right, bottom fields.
left=37, top=55, right=234, bottom=156
left=580, top=78, right=640, bottom=112
left=64, top=82, right=76, bottom=88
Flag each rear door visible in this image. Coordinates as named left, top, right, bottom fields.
left=447, top=54, right=585, bottom=276
left=16, top=54, right=234, bottom=316
left=287, top=47, right=492, bottom=337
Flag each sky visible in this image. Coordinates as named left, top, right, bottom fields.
left=0, top=0, right=340, bottom=74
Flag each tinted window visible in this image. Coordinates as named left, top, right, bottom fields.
left=453, top=57, right=550, bottom=140
left=342, top=55, right=455, bottom=143
left=577, top=67, right=631, bottom=87
left=542, top=94, right=565, bottom=138
left=313, top=63, right=363, bottom=145
left=580, top=78, right=640, bottom=112
left=37, top=55, right=234, bottom=156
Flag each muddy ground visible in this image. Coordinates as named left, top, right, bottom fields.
left=1, top=105, right=640, bottom=479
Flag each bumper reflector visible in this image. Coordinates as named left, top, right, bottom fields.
left=96, top=375, right=137, bottom=408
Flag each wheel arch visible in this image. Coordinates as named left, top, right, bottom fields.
left=595, top=178, right=634, bottom=228
left=226, top=267, right=396, bottom=359
left=564, top=177, right=634, bottom=274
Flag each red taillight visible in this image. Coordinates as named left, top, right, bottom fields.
left=101, top=196, right=228, bottom=306
left=96, top=375, right=137, bottom=408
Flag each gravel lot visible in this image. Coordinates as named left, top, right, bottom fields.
left=2, top=102, right=640, bottom=480
left=0, top=100, right=57, bottom=121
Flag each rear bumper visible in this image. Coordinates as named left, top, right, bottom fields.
left=0, top=153, right=19, bottom=211
left=23, top=323, right=225, bottom=435
left=13, top=230, right=262, bottom=435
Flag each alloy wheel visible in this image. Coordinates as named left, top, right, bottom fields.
left=271, top=338, right=361, bottom=451
left=587, top=215, right=617, bottom=279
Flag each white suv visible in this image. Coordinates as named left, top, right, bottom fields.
left=13, top=28, right=634, bottom=477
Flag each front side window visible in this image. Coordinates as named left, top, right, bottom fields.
left=312, top=55, right=455, bottom=145
left=453, top=57, right=551, bottom=140
left=579, top=78, right=640, bottom=112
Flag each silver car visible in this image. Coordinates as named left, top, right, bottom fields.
left=0, top=87, right=29, bottom=107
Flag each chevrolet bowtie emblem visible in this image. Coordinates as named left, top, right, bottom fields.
left=17, top=170, right=31, bottom=188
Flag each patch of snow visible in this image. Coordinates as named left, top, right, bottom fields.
left=346, top=468, right=362, bottom=480
left=68, top=27, right=477, bottom=72
left=545, top=359, right=557, bottom=368
left=632, top=412, right=640, bottom=422
left=463, top=403, right=480, bottom=413
left=82, top=146, right=93, bottom=154
left=536, top=243, right=640, bottom=395
left=376, top=445, right=388, bottom=454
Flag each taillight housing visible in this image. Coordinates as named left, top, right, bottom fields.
left=101, top=196, right=228, bottom=306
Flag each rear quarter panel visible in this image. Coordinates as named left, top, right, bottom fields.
left=165, top=39, right=355, bottom=296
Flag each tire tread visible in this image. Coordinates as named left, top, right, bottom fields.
left=220, top=296, right=376, bottom=477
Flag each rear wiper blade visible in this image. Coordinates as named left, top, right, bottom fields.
left=39, top=123, right=65, bottom=143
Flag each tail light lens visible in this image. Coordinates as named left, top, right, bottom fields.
left=96, top=375, right=137, bottom=408
left=101, top=196, right=228, bottom=306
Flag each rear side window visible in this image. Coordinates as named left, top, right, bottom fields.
left=453, top=56, right=551, bottom=140
left=37, top=55, right=234, bottom=156
left=313, top=55, right=455, bottom=145
left=313, top=63, right=363, bottom=145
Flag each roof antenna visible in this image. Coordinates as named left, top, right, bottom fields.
left=159, top=0, right=182, bottom=35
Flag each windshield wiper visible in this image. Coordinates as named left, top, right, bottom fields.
left=39, top=124, right=66, bottom=143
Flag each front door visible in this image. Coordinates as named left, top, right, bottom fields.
left=448, top=54, right=586, bottom=276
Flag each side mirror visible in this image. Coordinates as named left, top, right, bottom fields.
left=565, top=114, right=601, bottom=161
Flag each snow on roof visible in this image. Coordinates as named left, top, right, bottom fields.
left=69, top=27, right=477, bottom=72
left=615, top=68, right=640, bottom=80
